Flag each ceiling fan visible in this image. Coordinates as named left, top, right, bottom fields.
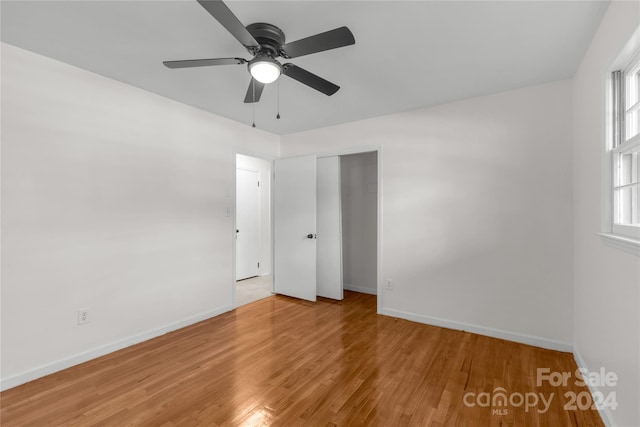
left=163, top=0, right=356, bottom=104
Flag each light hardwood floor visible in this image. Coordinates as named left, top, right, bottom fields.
left=1, top=292, right=603, bottom=426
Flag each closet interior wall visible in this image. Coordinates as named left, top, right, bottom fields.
left=340, top=152, right=378, bottom=295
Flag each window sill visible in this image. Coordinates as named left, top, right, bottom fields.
left=597, top=233, right=640, bottom=256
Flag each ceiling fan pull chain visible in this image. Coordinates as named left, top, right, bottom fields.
left=252, top=79, right=256, bottom=128
left=276, top=78, right=281, bottom=120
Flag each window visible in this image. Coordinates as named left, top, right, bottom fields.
left=610, top=55, right=640, bottom=240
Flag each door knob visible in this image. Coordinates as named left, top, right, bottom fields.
left=236, top=229, right=239, bottom=233
left=307, top=234, right=316, bottom=239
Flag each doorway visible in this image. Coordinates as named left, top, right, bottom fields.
left=235, top=154, right=273, bottom=307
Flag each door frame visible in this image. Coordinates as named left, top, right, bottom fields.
left=232, top=150, right=276, bottom=309
left=315, top=145, right=383, bottom=314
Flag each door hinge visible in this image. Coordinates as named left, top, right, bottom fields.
left=257, top=262, right=260, bottom=268
left=257, top=181, right=260, bottom=187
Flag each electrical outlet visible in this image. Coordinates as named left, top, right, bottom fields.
left=385, top=279, right=393, bottom=290
left=78, top=308, right=90, bottom=325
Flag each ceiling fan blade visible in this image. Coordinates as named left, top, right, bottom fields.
left=163, top=58, right=247, bottom=69
left=196, top=0, right=259, bottom=49
left=281, top=27, right=355, bottom=58
left=283, top=64, right=340, bottom=96
left=244, top=78, right=265, bottom=103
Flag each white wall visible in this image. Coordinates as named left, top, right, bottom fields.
left=236, top=154, right=272, bottom=276
left=341, top=152, right=378, bottom=294
left=282, top=79, right=574, bottom=350
left=572, top=2, right=640, bottom=426
left=0, top=43, right=279, bottom=389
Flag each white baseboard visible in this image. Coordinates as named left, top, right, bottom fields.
left=573, top=348, right=616, bottom=427
left=0, top=304, right=234, bottom=391
left=381, top=307, right=572, bottom=352
left=344, top=284, right=377, bottom=295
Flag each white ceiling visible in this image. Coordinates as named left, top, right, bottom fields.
left=1, top=0, right=607, bottom=135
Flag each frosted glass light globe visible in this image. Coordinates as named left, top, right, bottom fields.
left=249, top=60, right=281, bottom=84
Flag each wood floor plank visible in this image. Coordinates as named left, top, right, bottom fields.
left=0, top=292, right=604, bottom=426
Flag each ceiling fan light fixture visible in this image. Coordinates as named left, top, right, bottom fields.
left=249, top=56, right=281, bottom=84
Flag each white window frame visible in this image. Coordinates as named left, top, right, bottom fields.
left=612, top=55, right=640, bottom=239
left=600, top=33, right=640, bottom=254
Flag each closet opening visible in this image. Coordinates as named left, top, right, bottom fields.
left=315, top=151, right=378, bottom=301
left=272, top=147, right=382, bottom=308
left=338, top=151, right=378, bottom=297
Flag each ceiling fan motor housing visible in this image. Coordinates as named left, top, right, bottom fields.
left=246, top=23, right=286, bottom=57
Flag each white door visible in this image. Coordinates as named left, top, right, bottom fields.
left=273, top=155, right=317, bottom=301
left=316, top=157, right=343, bottom=300
left=236, top=168, right=260, bottom=280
